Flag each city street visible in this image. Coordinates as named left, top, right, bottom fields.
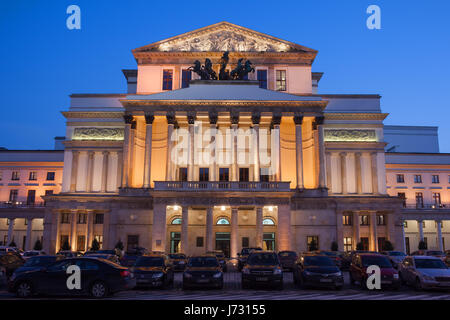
left=1, top=271, right=450, bottom=300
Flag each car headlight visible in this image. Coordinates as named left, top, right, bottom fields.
left=152, top=272, right=164, bottom=278
left=242, top=268, right=250, bottom=274
left=213, top=272, right=222, bottom=278
left=393, top=273, right=399, bottom=279
left=273, top=267, right=282, bottom=275
left=423, top=275, right=434, bottom=281
left=331, top=271, right=342, bottom=277
left=184, top=272, right=192, bottom=278
left=179, top=261, right=185, bottom=264
left=304, top=271, right=313, bottom=276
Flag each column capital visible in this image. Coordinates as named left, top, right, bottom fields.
left=187, top=113, right=196, bottom=125
left=209, top=112, right=218, bottom=125
left=271, top=114, right=282, bottom=126
left=145, top=113, right=155, bottom=125
left=339, top=152, right=347, bottom=157
left=102, top=150, right=109, bottom=156
left=166, top=113, right=176, bottom=125
left=123, top=114, right=134, bottom=124
left=251, top=112, right=261, bottom=125
left=131, top=121, right=137, bottom=130
left=355, top=152, right=362, bottom=157
left=314, top=116, right=325, bottom=125
left=293, top=114, right=304, bottom=125
left=230, top=112, right=239, bottom=125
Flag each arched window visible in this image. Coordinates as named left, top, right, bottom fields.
left=216, top=218, right=230, bottom=225
left=263, top=218, right=275, bottom=225
left=171, top=217, right=182, bottom=225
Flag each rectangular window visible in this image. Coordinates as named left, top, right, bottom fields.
left=343, top=237, right=352, bottom=252
left=432, top=175, right=440, bottom=184
left=414, top=175, right=422, bottom=183
left=360, top=237, right=369, bottom=251
left=398, top=192, right=406, bottom=207
left=0, top=171, right=2, bottom=181
left=60, top=235, right=69, bottom=250
left=26, top=190, right=36, bottom=205
left=404, top=221, right=408, bottom=228
left=11, top=171, right=20, bottom=181
left=94, top=214, right=104, bottom=225
left=306, top=236, right=319, bottom=251
left=276, top=70, right=286, bottom=91
left=77, top=235, right=86, bottom=252
left=9, top=190, right=18, bottom=202
left=343, top=214, right=353, bottom=226
left=259, top=168, right=270, bottom=182
left=127, top=235, right=139, bottom=252
left=29, top=172, right=37, bottom=181
left=77, top=213, right=87, bottom=224
left=46, top=172, right=55, bottom=181
left=360, top=215, right=369, bottom=226
left=61, top=213, right=70, bottom=224
left=181, top=69, right=192, bottom=88
left=199, top=168, right=209, bottom=182
left=396, top=174, right=405, bottom=183
left=378, top=237, right=386, bottom=251
left=432, top=193, right=441, bottom=206
left=162, top=69, right=173, bottom=90
left=416, top=192, right=424, bottom=208
left=377, top=214, right=386, bottom=226
left=196, top=237, right=204, bottom=247
left=242, top=237, right=249, bottom=248
left=94, top=235, right=103, bottom=249
left=257, top=70, right=267, bottom=89
left=179, top=168, right=188, bottom=182
left=405, top=237, right=410, bottom=255
left=44, top=190, right=53, bottom=206
left=239, top=168, right=249, bottom=182
left=219, top=168, right=229, bottom=182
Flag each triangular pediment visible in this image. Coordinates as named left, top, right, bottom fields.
left=133, top=22, right=317, bottom=53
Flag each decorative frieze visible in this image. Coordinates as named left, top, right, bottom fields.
left=72, top=128, right=125, bottom=141
left=324, top=129, right=377, bottom=142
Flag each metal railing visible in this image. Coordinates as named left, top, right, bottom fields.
left=154, top=181, right=291, bottom=192
left=404, top=203, right=449, bottom=210
left=0, top=201, right=45, bottom=208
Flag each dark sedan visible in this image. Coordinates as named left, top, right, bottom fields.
left=293, top=255, right=344, bottom=290
left=241, top=251, right=283, bottom=289
left=13, top=255, right=64, bottom=275
left=238, top=247, right=262, bottom=271
left=8, top=257, right=136, bottom=298
left=278, top=251, right=298, bottom=271
left=131, top=254, right=174, bottom=288
left=183, top=256, right=223, bottom=290
left=206, top=251, right=228, bottom=272
left=168, top=253, right=187, bottom=271
left=0, top=252, right=25, bottom=278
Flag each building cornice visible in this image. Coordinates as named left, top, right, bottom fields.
left=325, top=113, right=389, bottom=121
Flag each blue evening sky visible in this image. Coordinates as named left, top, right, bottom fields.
left=1, top=0, right=449, bottom=151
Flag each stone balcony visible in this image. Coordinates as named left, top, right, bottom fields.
left=153, top=181, right=291, bottom=192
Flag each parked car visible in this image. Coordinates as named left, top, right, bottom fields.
left=349, top=253, right=400, bottom=289
left=126, top=247, right=148, bottom=256
left=57, top=251, right=82, bottom=258
left=399, top=256, right=450, bottom=290
left=445, top=250, right=450, bottom=266
left=183, top=256, right=223, bottom=290
left=13, top=255, right=64, bottom=275
left=0, top=266, right=6, bottom=288
left=293, top=254, right=344, bottom=290
left=380, top=251, right=407, bottom=269
left=0, top=246, right=21, bottom=254
left=120, top=254, right=139, bottom=267
left=168, top=253, right=188, bottom=271
left=411, top=250, right=446, bottom=262
left=206, top=251, right=228, bottom=272
left=237, top=247, right=262, bottom=271
left=22, top=251, right=47, bottom=260
left=84, top=254, right=120, bottom=264
left=0, top=252, right=25, bottom=278
left=8, top=257, right=136, bottom=298
left=131, top=254, right=174, bottom=289
left=84, top=249, right=120, bottom=257
left=314, top=251, right=344, bottom=268
left=278, top=251, right=298, bottom=271
left=241, top=251, right=283, bottom=289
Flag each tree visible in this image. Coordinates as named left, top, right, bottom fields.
left=382, top=240, right=394, bottom=251
left=8, top=241, right=16, bottom=247
left=33, top=239, right=43, bottom=251
left=308, top=239, right=318, bottom=252
left=418, top=240, right=427, bottom=250
left=61, top=239, right=70, bottom=251
left=115, top=240, right=124, bottom=251
left=91, top=238, right=100, bottom=251
left=331, top=241, right=339, bottom=252
left=356, top=242, right=364, bottom=250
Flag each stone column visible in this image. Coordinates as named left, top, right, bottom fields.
left=70, top=151, right=79, bottom=192
left=386, top=212, right=396, bottom=242
left=206, top=207, right=214, bottom=252
left=418, top=220, right=424, bottom=241
left=62, top=150, right=73, bottom=192
left=231, top=207, right=239, bottom=258
left=255, top=207, right=263, bottom=248
left=166, top=113, right=176, bottom=181
left=209, top=113, right=218, bottom=181
left=353, top=211, right=360, bottom=249
left=315, top=116, right=326, bottom=188
left=401, top=220, right=407, bottom=254
left=7, top=218, right=15, bottom=245
left=143, top=114, right=154, bottom=188
left=70, top=211, right=77, bottom=251
left=25, top=218, right=33, bottom=251
left=100, top=151, right=109, bottom=193
left=371, top=152, right=379, bottom=194
left=187, top=114, right=196, bottom=181
left=86, top=211, right=93, bottom=251
left=326, top=152, right=332, bottom=192
left=355, top=152, right=362, bottom=194
left=436, top=220, right=444, bottom=252
left=277, top=204, right=291, bottom=251
left=340, top=152, right=348, bottom=194
left=271, top=114, right=282, bottom=181
left=152, top=202, right=167, bottom=252
left=336, top=211, right=344, bottom=251
left=252, top=113, right=261, bottom=182
left=128, top=121, right=137, bottom=186
left=102, top=212, right=110, bottom=250
left=181, top=206, right=189, bottom=254
left=122, top=115, right=133, bottom=187
left=369, top=211, right=378, bottom=251
left=86, top=151, right=94, bottom=192
left=231, top=113, right=239, bottom=182
left=294, top=115, right=304, bottom=189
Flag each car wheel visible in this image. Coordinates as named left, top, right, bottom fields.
left=414, top=278, right=423, bottom=291
left=90, top=281, right=108, bottom=298
left=16, top=281, right=33, bottom=298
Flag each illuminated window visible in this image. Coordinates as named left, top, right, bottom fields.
left=377, top=214, right=386, bottom=226
left=432, top=175, right=440, bottom=184
left=29, top=172, right=37, bottom=181
left=60, top=213, right=70, bottom=224
left=11, top=171, right=20, bottom=181
left=162, top=69, right=173, bottom=90
left=414, top=175, right=422, bottom=183
left=9, top=190, right=18, bottom=202
left=77, top=213, right=87, bottom=224
left=433, top=193, right=441, bottom=205
left=276, top=70, right=286, bottom=91
left=343, top=214, right=352, bottom=226
left=216, top=218, right=230, bottom=225
left=171, top=217, right=182, bottom=225
left=416, top=192, right=424, bottom=208
left=360, top=215, right=369, bottom=226
left=262, top=218, right=275, bottom=225
left=344, top=237, right=352, bottom=252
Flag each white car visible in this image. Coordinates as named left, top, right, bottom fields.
left=399, top=256, right=450, bottom=290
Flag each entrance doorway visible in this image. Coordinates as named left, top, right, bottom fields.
left=360, top=237, right=369, bottom=251
left=215, top=232, right=230, bottom=257
left=263, top=233, right=275, bottom=251
left=170, top=232, right=181, bottom=253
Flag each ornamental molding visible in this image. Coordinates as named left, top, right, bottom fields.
left=62, top=111, right=124, bottom=119
left=121, top=99, right=328, bottom=108
left=72, top=127, right=125, bottom=141
left=324, top=129, right=377, bottom=142
left=325, top=113, right=389, bottom=121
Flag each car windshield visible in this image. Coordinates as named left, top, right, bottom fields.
left=388, top=252, right=406, bottom=256
left=135, top=257, right=164, bottom=267
left=247, top=253, right=279, bottom=266
left=361, top=256, right=392, bottom=268
left=168, top=254, right=186, bottom=259
left=23, top=257, right=55, bottom=267
left=304, top=256, right=335, bottom=266
left=188, top=257, right=219, bottom=267
left=23, top=252, right=40, bottom=257
left=415, top=259, right=447, bottom=269
left=279, top=251, right=296, bottom=257
left=427, top=251, right=444, bottom=256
